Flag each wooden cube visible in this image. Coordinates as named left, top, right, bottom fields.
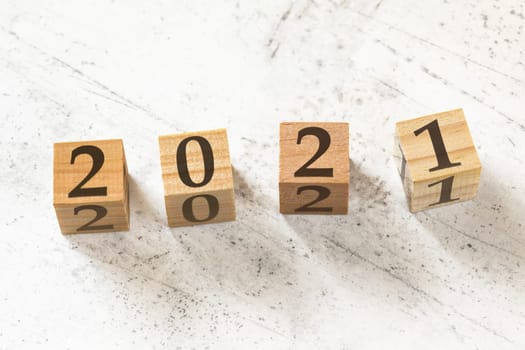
left=53, top=139, right=130, bottom=234
left=279, top=122, right=349, bottom=214
left=394, top=109, right=482, bottom=213
left=159, top=129, right=236, bottom=227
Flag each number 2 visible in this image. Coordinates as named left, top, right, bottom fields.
left=294, top=186, right=332, bottom=213
left=294, top=127, right=333, bottom=177
left=74, top=205, right=114, bottom=232
left=68, top=145, right=113, bottom=232
left=68, top=145, right=107, bottom=197
left=293, top=127, right=334, bottom=212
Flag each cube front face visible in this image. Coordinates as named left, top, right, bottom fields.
left=53, top=139, right=130, bottom=234
left=164, top=189, right=235, bottom=227
left=395, top=109, right=481, bottom=212
left=279, top=183, right=348, bottom=215
left=159, top=129, right=236, bottom=227
left=279, top=122, right=349, bottom=214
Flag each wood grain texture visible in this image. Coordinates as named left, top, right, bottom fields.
left=395, top=109, right=481, bottom=212
left=1, top=0, right=524, bottom=348
left=53, top=139, right=129, bottom=234
left=279, top=122, right=349, bottom=214
left=159, top=129, right=236, bottom=227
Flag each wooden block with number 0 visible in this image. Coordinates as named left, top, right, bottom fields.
left=159, top=129, right=236, bottom=227
left=394, top=109, right=481, bottom=213
left=280, top=122, right=349, bottom=214
left=53, top=139, right=130, bottom=234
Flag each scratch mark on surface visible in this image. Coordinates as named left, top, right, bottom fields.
left=94, top=252, right=193, bottom=297
left=374, top=0, right=384, bottom=11
left=420, top=65, right=525, bottom=132
left=423, top=213, right=525, bottom=261
left=267, top=3, right=293, bottom=47
left=350, top=10, right=525, bottom=86
left=144, top=250, right=171, bottom=263
left=244, top=318, right=286, bottom=338
left=376, top=38, right=398, bottom=55
left=1, top=27, right=167, bottom=125
left=267, top=2, right=294, bottom=58
left=51, top=56, right=156, bottom=117
left=459, top=89, right=525, bottom=132
left=323, top=235, right=516, bottom=345
left=421, top=65, right=450, bottom=86
left=271, top=43, right=280, bottom=59
left=361, top=71, right=428, bottom=108
left=83, top=88, right=138, bottom=110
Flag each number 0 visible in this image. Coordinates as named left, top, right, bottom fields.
left=176, top=136, right=219, bottom=223
left=182, top=194, right=220, bottom=222
left=176, top=136, right=214, bottom=187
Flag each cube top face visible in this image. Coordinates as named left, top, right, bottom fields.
left=279, top=122, right=349, bottom=185
left=396, top=109, right=481, bottom=183
left=159, top=128, right=233, bottom=197
left=53, top=139, right=126, bottom=207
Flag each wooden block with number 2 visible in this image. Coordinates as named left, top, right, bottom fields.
left=280, top=122, right=350, bottom=214
left=394, top=109, right=482, bottom=213
left=159, top=129, right=236, bottom=227
left=53, top=139, right=130, bottom=234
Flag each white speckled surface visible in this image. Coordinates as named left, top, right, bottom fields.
left=1, top=0, right=524, bottom=349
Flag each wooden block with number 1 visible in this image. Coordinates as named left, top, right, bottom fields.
left=159, top=128, right=236, bottom=227
left=280, top=122, right=349, bottom=214
left=53, top=139, right=130, bottom=234
left=394, top=109, right=481, bottom=213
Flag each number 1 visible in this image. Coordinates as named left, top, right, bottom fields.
left=428, top=176, right=459, bottom=206
left=414, top=119, right=461, bottom=172
left=414, top=119, right=463, bottom=207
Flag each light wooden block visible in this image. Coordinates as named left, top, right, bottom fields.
left=394, top=109, right=481, bottom=213
left=53, top=139, right=130, bottom=234
left=159, top=129, right=236, bottom=227
left=279, top=122, right=349, bottom=214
